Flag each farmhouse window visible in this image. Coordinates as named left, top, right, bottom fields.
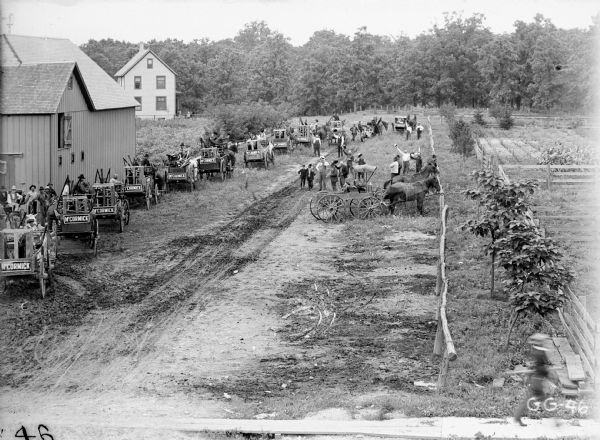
left=58, top=155, right=62, bottom=166
left=58, top=113, right=72, bottom=149
left=67, top=75, right=73, bottom=90
left=156, top=76, right=166, bottom=89
left=134, top=96, right=142, bottom=111
left=134, top=76, right=142, bottom=89
left=147, top=58, right=153, bottom=68
left=156, top=96, right=167, bottom=111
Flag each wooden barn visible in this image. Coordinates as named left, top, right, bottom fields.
left=0, top=34, right=138, bottom=191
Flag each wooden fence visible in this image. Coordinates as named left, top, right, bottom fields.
left=427, top=117, right=457, bottom=389
left=501, top=164, right=600, bottom=188
left=494, top=166, right=598, bottom=385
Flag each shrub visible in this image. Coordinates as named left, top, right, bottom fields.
left=439, top=104, right=456, bottom=122
left=473, top=109, right=486, bottom=126
left=489, top=105, right=514, bottom=130
left=208, top=102, right=292, bottom=140
left=449, top=118, right=475, bottom=158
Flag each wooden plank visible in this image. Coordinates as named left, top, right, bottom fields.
left=559, top=311, right=596, bottom=383
left=551, top=172, right=596, bottom=176
left=553, top=337, right=577, bottom=358
left=564, top=302, right=596, bottom=347
left=556, top=369, right=579, bottom=389
left=566, top=287, right=597, bottom=332
left=565, top=354, right=586, bottom=381
left=563, top=312, right=596, bottom=367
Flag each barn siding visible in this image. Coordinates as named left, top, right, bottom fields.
left=57, top=73, right=88, bottom=113
left=51, top=107, right=136, bottom=187
left=0, top=115, right=51, bottom=190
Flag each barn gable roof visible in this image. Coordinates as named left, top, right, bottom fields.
left=0, top=62, right=87, bottom=114
left=1, top=34, right=138, bottom=111
left=114, top=48, right=177, bottom=77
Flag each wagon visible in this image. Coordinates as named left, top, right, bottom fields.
left=392, top=117, right=408, bottom=132
left=293, top=125, right=313, bottom=148
left=91, top=183, right=130, bottom=233
left=0, top=228, right=55, bottom=298
left=165, top=165, right=194, bottom=192
left=56, top=195, right=99, bottom=256
left=244, top=139, right=272, bottom=168
left=123, top=165, right=159, bottom=209
left=328, top=120, right=345, bottom=146
left=197, top=147, right=226, bottom=179
left=309, top=165, right=387, bottom=222
left=271, top=129, right=291, bottom=153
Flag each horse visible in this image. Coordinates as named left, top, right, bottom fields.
left=72, top=179, right=91, bottom=195
left=383, top=162, right=439, bottom=189
left=383, top=176, right=440, bottom=215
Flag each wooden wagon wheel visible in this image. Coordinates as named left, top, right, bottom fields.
left=39, top=249, right=47, bottom=299
left=309, top=194, right=324, bottom=220
left=356, top=196, right=383, bottom=219
left=123, top=199, right=130, bottom=225
left=316, top=194, right=344, bottom=223
left=154, top=183, right=160, bottom=204
left=220, top=158, right=226, bottom=181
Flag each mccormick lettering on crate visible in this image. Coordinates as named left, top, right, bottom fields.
left=168, top=173, right=187, bottom=179
left=96, top=207, right=115, bottom=214
left=199, top=158, right=216, bottom=163
left=1, top=261, right=31, bottom=271
left=63, top=215, right=90, bottom=223
left=125, top=184, right=142, bottom=191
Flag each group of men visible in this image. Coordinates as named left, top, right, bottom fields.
left=298, top=150, right=367, bottom=192
left=389, top=144, right=423, bottom=179
left=0, top=182, right=58, bottom=229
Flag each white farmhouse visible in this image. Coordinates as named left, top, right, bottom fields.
left=115, top=44, right=177, bottom=119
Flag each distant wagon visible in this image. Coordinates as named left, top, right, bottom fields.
left=164, top=155, right=195, bottom=192
left=0, top=228, right=55, bottom=298
left=123, top=165, right=159, bottom=209
left=392, top=117, right=408, bottom=132
left=293, top=125, right=313, bottom=149
left=271, top=129, right=291, bottom=153
left=244, top=139, right=274, bottom=169
left=328, top=120, right=345, bottom=146
left=197, top=146, right=232, bottom=180
left=91, top=183, right=130, bottom=233
left=56, top=194, right=99, bottom=256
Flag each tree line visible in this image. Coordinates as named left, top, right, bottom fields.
left=81, top=12, right=598, bottom=115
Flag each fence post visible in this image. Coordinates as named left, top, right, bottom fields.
left=437, top=350, right=450, bottom=390
left=546, top=164, right=552, bottom=189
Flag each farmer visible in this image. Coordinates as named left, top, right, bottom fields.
left=141, top=153, right=151, bottom=167
left=514, top=333, right=554, bottom=426
left=413, top=152, right=423, bottom=172
left=329, top=160, right=339, bottom=191
left=416, top=123, right=424, bottom=140
left=406, top=124, right=413, bottom=140
left=316, top=156, right=329, bottom=191
left=298, top=165, right=308, bottom=188
left=313, top=135, right=322, bottom=157
left=395, top=145, right=411, bottom=175
left=350, top=125, right=357, bottom=142
left=389, top=155, right=400, bottom=181
left=356, top=153, right=366, bottom=180
left=338, top=160, right=349, bottom=188
left=307, top=164, right=315, bottom=190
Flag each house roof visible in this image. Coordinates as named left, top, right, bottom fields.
left=0, top=62, right=85, bottom=114
left=114, top=48, right=177, bottom=77
left=1, top=34, right=138, bottom=111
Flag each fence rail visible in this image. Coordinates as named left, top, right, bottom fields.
left=427, top=117, right=457, bottom=390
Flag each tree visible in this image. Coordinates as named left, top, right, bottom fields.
left=448, top=118, right=475, bottom=158
left=462, top=170, right=537, bottom=298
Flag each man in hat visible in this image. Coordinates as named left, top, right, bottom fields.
left=514, top=333, right=554, bottom=426
left=356, top=153, right=366, bottom=180
left=109, top=173, right=121, bottom=184
left=73, top=174, right=90, bottom=195
left=389, top=155, right=400, bottom=182
left=24, top=214, right=38, bottom=230
left=329, top=160, right=339, bottom=191
left=313, top=135, right=322, bottom=157
left=315, top=156, right=329, bottom=191
left=46, top=183, right=57, bottom=198
left=141, top=153, right=151, bottom=167
left=307, top=164, right=315, bottom=190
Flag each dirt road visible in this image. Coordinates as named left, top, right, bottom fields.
left=1, top=130, right=443, bottom=436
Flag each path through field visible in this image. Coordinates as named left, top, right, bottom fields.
left=1, top=125, right=446, bottom=437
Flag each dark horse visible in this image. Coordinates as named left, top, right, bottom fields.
left=383, top=162, right=439, bottom=189
left=383, top=176, right=440, bottom=215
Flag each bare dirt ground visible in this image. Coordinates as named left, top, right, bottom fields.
left=0, top=124, right=446, bottom=437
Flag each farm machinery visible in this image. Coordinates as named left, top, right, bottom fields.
left=244, top=138, right=274, bottom=169
left=0, top=228, right=55, bottom=298
left=328, top=120, right=345, bottom=146
left=91, top=182, right=130, bottom=233
left=55, top=194, right=99, bottom=256
left=392, top=116, right=408, bottom=132
left=123, top=165, right=159, bottom=209
left=164, top=152, right=195, bottom=192
left=271, top=128, right=292, bottom=153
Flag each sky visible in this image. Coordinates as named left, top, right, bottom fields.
left=1, top=0, right=598, bottom=46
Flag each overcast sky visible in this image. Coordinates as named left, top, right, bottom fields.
left=1, top=0, right=598, bottom=45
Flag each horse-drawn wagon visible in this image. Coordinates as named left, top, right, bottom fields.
left=0, top=228, right=55, bottom=298
left=123, top=165, right=159, bottom=209
left=309, top=165, right=387, bottom=222
left=244, top=138, right=274, bottom=169
left=292, top=125, right=313, bottom=149
left=55, top=195, right=99, bottom=256
left=91, top=183, right=130, bottom=233
left=328, top=120, right=345, bottom=146
left=164, top=154, right=195, bottom=192
left=196, top=146, right=234, bottom=180
left=271, top=128, right=292, bottom=153
left=392, top=116, right=408, bottom=132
